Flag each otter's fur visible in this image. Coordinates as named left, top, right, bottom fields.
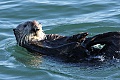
left=13, top=20, right=120, bottom=61
left=13, top=20, right=88, bottom=61
left=13, top=20, right=46, bottom=46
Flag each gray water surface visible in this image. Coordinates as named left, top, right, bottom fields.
left=0, top=0, right=120, bottom=80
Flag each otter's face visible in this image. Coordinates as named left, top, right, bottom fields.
left=13, top=20, right=45, bottom=46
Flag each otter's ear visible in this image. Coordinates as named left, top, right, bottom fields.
left=13, top=29, right=16, bottom=32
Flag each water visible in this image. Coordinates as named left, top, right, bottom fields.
left=0, top=0, right=120, bottom=80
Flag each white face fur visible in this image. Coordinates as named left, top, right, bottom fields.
left=13, top=20, right=46, bottom=45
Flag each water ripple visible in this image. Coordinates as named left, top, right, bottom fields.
left=0, top=0, right=120, bottom=80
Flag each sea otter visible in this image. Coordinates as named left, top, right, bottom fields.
left=13, top=20, right=120, bottom=61
left=13, top=20, right=89, bottom=61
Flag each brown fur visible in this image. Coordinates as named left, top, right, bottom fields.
left=13, top=20, right=120, bottom=61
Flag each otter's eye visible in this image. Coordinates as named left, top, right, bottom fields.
left=31, top=28, right=40, bottom=32
left=24, top=24, right=27, bottom=28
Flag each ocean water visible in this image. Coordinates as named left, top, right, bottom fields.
left=0, top=0, right=120, bottom=80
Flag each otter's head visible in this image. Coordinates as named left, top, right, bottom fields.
left=13, top=20, right=46, bottom=46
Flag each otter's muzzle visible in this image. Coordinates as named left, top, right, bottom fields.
left=32, top=27, right=40, bottom=32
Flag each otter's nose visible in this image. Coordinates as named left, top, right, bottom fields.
left=32, top=27, right=40, bottom=32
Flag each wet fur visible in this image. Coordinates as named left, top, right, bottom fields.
left=13, top=20, right=120, bottom=62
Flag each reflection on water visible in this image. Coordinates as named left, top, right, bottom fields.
left=9, top=45, right=42, bottom=68
left=0, top=0, right=120, bottom=80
